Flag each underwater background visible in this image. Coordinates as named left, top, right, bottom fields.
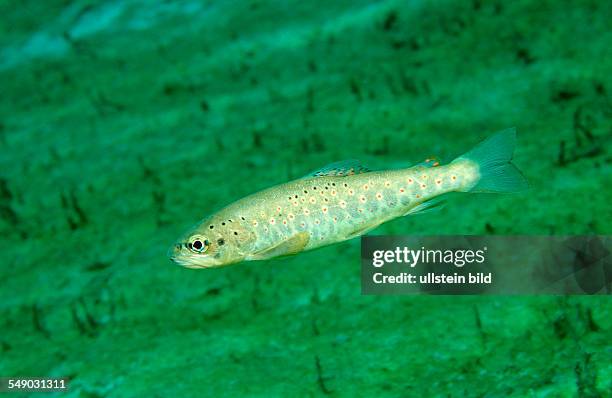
left=1, top=0, right=611, bottom=396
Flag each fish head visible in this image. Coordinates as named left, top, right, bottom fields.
left=168, top=218, right=250, bottom=268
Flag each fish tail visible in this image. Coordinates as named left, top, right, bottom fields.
left=453, top=128, right=529, bottom=193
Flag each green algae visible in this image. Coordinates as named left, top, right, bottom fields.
left=0, top=1, right=610, bottom=396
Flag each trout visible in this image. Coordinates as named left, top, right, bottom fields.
left=169, top=129, right=527, bottom=268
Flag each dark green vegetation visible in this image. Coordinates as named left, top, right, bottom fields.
left=0, top=0, right=610, bottom=396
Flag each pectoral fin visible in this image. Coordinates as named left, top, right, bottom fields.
left=248, top=232, right=310, bottom=260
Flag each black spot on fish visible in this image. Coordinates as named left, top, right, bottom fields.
left=217, top=238, right=225, bottom=246
left=234, top=231, right=238, bottom=235
left=221, top=222, right=226, bottom=226
left=210, top=225, right=214, bottom=229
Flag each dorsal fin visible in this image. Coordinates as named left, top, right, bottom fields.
left=303, top=159, right=371, bottom=178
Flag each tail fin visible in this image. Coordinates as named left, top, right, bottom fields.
left=453, top=128, right=529, bottom=193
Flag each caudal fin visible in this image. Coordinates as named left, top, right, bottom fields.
left=454, top=128, right=529, bottom=193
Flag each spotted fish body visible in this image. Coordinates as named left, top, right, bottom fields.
left=169, top=129, right=527, bottom=268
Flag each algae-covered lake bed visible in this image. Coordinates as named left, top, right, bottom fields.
left=0, top=0, right=611, bottom=396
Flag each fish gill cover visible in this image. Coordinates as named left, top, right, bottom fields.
left=0, top=0, right=610, bottom=396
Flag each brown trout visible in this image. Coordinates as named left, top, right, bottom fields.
left=169, top=129, right=527, bottom=268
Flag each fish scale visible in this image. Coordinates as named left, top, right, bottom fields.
left=169, top=129, right=528, bottom=268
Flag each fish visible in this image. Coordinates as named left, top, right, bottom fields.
left=168, top=128, right=528, bottom=268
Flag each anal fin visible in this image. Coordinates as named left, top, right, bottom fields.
left=403, top=197, right=445, bottom=216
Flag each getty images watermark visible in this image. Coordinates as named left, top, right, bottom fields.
left=361, top=236, right=611, bottom=295
left=372, top=245, right=489, bottom=285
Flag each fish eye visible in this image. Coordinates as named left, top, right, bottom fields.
left=188, top=236, right=209, bottom=253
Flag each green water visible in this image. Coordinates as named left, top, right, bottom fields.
left=1, top=1, right=610, bottom=396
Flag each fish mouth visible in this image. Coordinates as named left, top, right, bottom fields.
left=171, top=256, right=215, bottom=269
left=169, top=256, right=202, bottom=269
left=168, top=250, right=221, bottom=269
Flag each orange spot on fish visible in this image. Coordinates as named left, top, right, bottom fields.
left=416, top=194, right=421, bottom=198
left=452, top=175, right=457, bottom=180
left=436, top=179, right=441, bottom=184
left=270, top=218, right=275, bottom=224
left=408, top=179, right=413, bottom=184
left=433, top=161, right=439, bottom=167
left=399, top=188, right=405, bottom=193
